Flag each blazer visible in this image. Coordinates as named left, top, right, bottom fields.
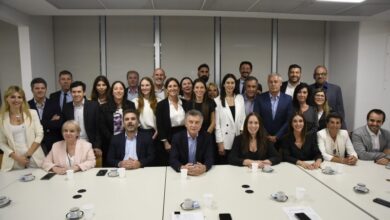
left=62, top=99, right=101, bottom=148
left=352, top=126, right=390, bottom=161
left=317, top=128, right=357, bottom=161
left=235, top=79, right=263, bottom=94
left=42, top=139, right=96, bottom=172
left=280, top=132, right=323, bottom=164
left=214, top=94, right=246, bottom=150
left=156, top=98, right=189, bottom=143
left=280, top=81, right=288, bottom=94
left=169, top=130, right=214, bottom=172
left=253, top=92, right=293, bottom=139
left=99, top=100, right=135, bottom=148
left=228, top=134, right=281, bottom=166
left=310, top=82, right=345, bottom=121
left=0, top=110, right=45, bottom=171
left=49, top=90, right=62, bottom=110
left=106, top=132, right=155, bottom=167
left=28, top=98, right=63, bottom=153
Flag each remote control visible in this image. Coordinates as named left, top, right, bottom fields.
left=373, top=198, right=390, bottom=208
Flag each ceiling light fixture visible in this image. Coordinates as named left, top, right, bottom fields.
left=316, top=0, right=366, bottom=3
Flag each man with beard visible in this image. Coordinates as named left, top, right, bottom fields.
left=352, top=109, right=390, bottom=165
left=281, top=64, right=303, bottom=97
left=197, top=63, right=210, bottom=83
left=243, top=76, right=260, bottom=116
left=235, top=61, right=262, bottom=94
left=107, top=109, right=155, bottom=169
left=153, top=68, right=167, bottom=100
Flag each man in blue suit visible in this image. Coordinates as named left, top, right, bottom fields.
left=28, top=78, right=63, bottom=154
left=254, top=73, right=293, bottom=144
left=170, top=110, right=214, bottom=175
left=310, top=65, right=345, bottom=125
left=107, top=109, right=155, bottom=169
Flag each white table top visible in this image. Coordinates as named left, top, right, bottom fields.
left=0, top=169, right=35, bottom=190
left=163, top=164, right=373, bottom=220
left=0, top=167, right=167, bottom=220
left=301, top=160, right=390, bottom=220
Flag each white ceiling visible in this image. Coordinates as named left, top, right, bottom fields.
left=1, top=0, right=390, bottom=21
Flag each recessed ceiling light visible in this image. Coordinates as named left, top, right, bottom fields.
left=316, top=0, right=366, bottom=3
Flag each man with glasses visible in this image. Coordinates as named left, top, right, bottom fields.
left=310, top=65, right=345, bottom=126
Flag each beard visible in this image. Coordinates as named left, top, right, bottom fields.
left=200, top=75, right=209, bottom=83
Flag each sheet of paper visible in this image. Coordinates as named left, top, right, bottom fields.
left=171, top=212, right=204, bottom=220
left=282, top=206, right=321, bottom=220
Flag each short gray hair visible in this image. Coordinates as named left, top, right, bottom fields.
left=267, top=73, right=283, bottom=82
left=62, top=120, right=81, bottom=134
left=185, top=109, right=204, bottom=122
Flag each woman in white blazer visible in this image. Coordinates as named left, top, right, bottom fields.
left=0, top=86, right=45, bottom=171
left=215, top=74, right=246, bottom=164
left=317, top=113, right=358, bottom=165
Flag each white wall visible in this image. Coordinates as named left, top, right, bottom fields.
left=277, top=19, right=326, bottom=84
left=29, top=16, right=56, bottom=95
left=328, top=21, right=359, bottom=130
left=354, top=21, right=390, bottom=130
left=0, top=20, right=22, bottom=98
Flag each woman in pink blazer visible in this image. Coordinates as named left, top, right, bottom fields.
left=42, top=120, right=96, bottom=174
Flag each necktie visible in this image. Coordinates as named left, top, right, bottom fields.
left=62, top=93, right=67, bottom=110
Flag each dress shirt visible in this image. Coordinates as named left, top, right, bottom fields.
left=169, top=98, right=185, bottom=127
left=366, top=125, right=381, bottom=151
left=187, top=132, right=197, bottom=164
left=133, top=98, right=159, bottom=130
left=285, top=81, right=300, bottom=97
left=155, top=88, right=166, bottom=100
left=73, top=99, right=88, bottom=141
left=60, top=91, right=72, bottom=109
left=124, top=132, right=138, bottom=160
left=127, top=88, right=138, bottom=101
left=244, top=94, right=255, bottom=116
left=270, top=93, right=280, bottom=120
left=34, top=98, right=46, bottom=120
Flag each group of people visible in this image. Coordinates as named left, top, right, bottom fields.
left=0, top=62, right=389, bottom=176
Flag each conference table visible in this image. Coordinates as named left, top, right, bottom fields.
left=0, top=163, right=386, bottom=219
left=301, top=160, right=390, bottom=220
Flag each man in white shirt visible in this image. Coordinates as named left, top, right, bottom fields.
left=281, top=64, right=302, bottom=97
left=352, top=109, right=390, bottom=165
left=153, top=68, right=167, bottom=100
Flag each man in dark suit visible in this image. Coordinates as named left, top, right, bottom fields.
left=124, top=70, right=139, bottom=101
left=49, top=70, right=73, bottom=111
left=62, top=81, right=102, bottom=157
left=310, top=65, right=345, bottom=124
left=170, top=109, right=214, bottom=175
left=254, top=73, right=293, bottom=144
left=107, top=109, right=155, bottom=168
left=281, top=64, right=303, bottom=97
left=28, top=78, right=63, bottom=154
left=235, top=61, right=262, bottom=94
left=243, top=76, right=260, bottom=116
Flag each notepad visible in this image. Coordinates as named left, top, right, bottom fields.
left=171, top=212, right=204, bottom=220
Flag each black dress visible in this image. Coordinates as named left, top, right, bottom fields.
left=280, top=132, right=323, bottom=164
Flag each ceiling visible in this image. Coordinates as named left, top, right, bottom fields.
left=1, top=0, right=390, bottom=21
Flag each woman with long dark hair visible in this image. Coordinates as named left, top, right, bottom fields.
left=90, top=75, right=110, bottom=105
left=215, top=73, right=246, bottom=164
left=281, top=113, right=322, bottom=169
left=292, top=83, right=318, bottom=134
left=228, top=112, right=281, bottom=167
left=313, top=88, right=332, bottom=130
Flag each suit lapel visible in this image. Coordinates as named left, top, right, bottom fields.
left=224, top=97, right=234, bottom=125
left=362, top=128, right=373, bottom=151
left=2, top=112, right=15, bottom=148
left=182, top=132, right=189, bottom=162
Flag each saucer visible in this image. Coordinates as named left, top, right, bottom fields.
left=107, top=171, right=119, bottom=177
left=271, top=193, right=288, bottom=202
left=353, top=186, right=369, bottom=194
left=20, top=174, right=35, bottom=182
left=65, top=210, right=84, bottom=220
left=262, top=167, right=274, bottom=173
left=180, top=202, right=200, bottom=211
left=0, top=197, right=11, bottom=208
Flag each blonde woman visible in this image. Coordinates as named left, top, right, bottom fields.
left=0, top=86, right=45, bottom=171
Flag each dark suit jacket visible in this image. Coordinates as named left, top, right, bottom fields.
left=253, top=92, right=293, bottom=139
left=49, top=90, right=62, bottom=109
left=106, top=132, right=155, bottom=167
left=99, top=100, right=135, bottom=149
left=310, top=82, right=345, bottom=122
left=156, top=98, right=189, bottom=143
left=169, top=130, right=214, bottom=172
left=280, top=81, right=288, bottom=94
left=62, top=99, right=100, bottom=148
left=28, top=98, right=63, bottom=153
left=235, top=79, right=263, bottom=94
left=280, top=133, right=323, bottom=164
